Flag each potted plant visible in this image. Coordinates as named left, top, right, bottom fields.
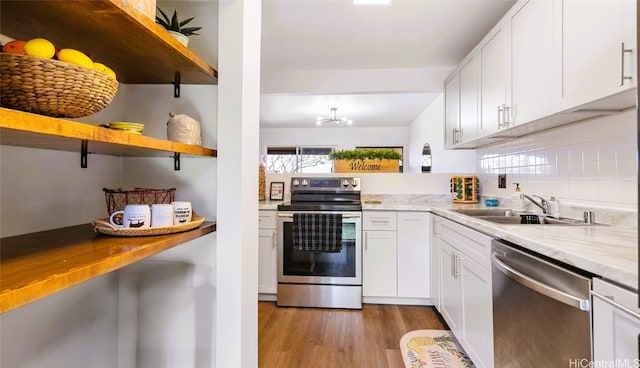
left=329, top=149, right=402, bottom=173
left=156, top=7, right=202, bottom=47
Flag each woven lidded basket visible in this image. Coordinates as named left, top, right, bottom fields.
left=103, top=187, right=176, bottom=215
left=0, top=53, right=119, bottom=118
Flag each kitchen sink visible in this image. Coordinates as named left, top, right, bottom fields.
left=451, top=208, right=595, bottom=226
left=452, top=208, right=515, bottom=217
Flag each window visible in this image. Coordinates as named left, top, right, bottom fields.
left=265, top=146, right=334, bottom=173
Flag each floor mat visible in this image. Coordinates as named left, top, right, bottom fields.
left=399, top=329, right=475, bottom=368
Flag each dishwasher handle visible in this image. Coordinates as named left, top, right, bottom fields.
left=492, top=253, right=590, bottom=311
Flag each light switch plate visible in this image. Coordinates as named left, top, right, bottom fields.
left=498, top=174, right=507, bottom=188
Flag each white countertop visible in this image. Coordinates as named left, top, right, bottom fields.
left=259, top=198, right=638, bottom=291
left=363, top=200, right=638, bottom=291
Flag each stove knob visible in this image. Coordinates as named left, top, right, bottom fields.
left=292, top=179, right=300, bottom=186
left=342, top=179, right=350, bottom=187
left=351, top=179, right=359, bottom=187
left=301, top=179, right=309, bottom=186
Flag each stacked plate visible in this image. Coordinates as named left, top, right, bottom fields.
left=108, top=122, right=145, bottom=135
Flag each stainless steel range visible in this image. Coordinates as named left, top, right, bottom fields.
left=277, top=177, right=362, bottom=309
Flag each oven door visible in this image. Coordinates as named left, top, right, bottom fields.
left=277, top=211, right=362, bottom=286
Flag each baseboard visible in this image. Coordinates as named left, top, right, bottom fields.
left=363, top=296, right=433, bottom=306
left=258, top=293, right=277, bottom=302
left=259, top=294, right=433, bottom=306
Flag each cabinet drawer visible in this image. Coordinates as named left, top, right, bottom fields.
left=258, top=210, right=277, bottom=229
left=438, top=217, right=492, bottom=268
left=363, top=211, right=397, bottom=231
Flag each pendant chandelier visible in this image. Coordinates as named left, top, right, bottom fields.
left=316, top=107, right=353, bottom=126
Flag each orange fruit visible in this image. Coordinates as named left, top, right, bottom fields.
left=2, top=40, right=26, bottom=55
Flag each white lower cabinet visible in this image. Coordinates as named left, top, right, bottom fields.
left=397, top=212, right=430, bottom=298
left=362, top=211, right=430, bottom=303
left=592, top=278, right=640, bottom=363
left=363, top=229, right=398, bottom=297
left=434, top=215, right=493, bottom=368
left=258, top=210, right=277, bottom=296
left=429, top=215, right=441, bottom=310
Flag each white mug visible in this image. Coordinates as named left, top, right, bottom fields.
left=172, top=201, right=192, bottom=224
left=110, top=204, right=151, bottom=228
left=151, top=203, right=174, bottom=227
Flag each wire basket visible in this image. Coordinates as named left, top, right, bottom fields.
left=0, top=53, right=119, bottom=118
left=103, top=187, right=176, bottom=215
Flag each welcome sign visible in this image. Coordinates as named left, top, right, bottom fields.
left=333, top=159, right=399, bottom=173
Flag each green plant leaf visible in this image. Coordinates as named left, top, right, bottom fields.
left=157, top=7, right=171, bottom=24
left=180, top=27, right=202, bottom=36
left=156, top=7, right=202, bottom=37
left=168, top=10, right=180, bottom=31
left=328, top=149, right=402, bottom=160
left=179, top=17, right=196, bottom=27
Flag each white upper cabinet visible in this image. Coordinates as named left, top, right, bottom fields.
left=459, top=54, right=480, bottom=143
left=445, top=0, right=637, bottom=149
left=509, top=0, right=554, bottom=125
left=479, top=24, right=508, bottom=137
left=556, top=0, right=636, bottom=111
left=444, top=72, right=461, bottom=148
left=444, top=51, right=479, bottom=147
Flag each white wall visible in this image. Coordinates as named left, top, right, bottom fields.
left=260, top=93, right=478, bottom=177
left=0, top=84, right=219, bottom=368
left=406, top=93, right=476, bottom=173
left=260, top=126, right=409, bottom=154
left=477, top=109, right=638, bottom=210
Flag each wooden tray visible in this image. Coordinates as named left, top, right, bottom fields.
left=92, top=214, right=205, bottom=237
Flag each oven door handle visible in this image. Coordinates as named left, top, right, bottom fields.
left=492, top=253, right=590, bottom=311
left=278, top=213, right=361, bottom=219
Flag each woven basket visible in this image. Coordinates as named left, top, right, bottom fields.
left=93, top=214, right=205, bottom=237
left=0, top=53, right=119, bottom=118
left=103, top=187, right=176, bottom=215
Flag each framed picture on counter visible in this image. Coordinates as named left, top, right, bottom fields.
left=270, top=182, right=284, bottom=200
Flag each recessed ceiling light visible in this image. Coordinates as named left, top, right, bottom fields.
left=353, top=0, right=391, bottom=5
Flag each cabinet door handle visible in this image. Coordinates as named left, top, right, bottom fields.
left=504, top=105, right=511, bottom=127
left=454, top=255, right=462, bottom=279
left=371, top=219, right=390, bottom=224
left=450, top=252, right=455, bottom=277
left=272, top=232, right=276, bottom=249
left=620, top=42, right=633, bottom=86
left=364, top=232, right=368, bottom=251
left=590, top=290, right=640, bottom=319
left=497, top=105, right=504, bottom=130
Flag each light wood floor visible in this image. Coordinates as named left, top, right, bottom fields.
left=258, top=301, right=447, bottom=368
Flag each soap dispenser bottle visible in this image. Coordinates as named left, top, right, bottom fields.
left=512, top=183, right=524, bottom=212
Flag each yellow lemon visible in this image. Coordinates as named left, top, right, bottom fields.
left=57, top=48, right=93, bottom=69
left=93, top=62, right=108, bottom=72
left=93, top=62, right=117, bottom=80
left=103, top=65, right=117, bottom=80
left=24, top=38, right=55, bottom=59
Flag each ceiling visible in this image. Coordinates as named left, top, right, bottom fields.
left=259, top=0, right=516, bottom=129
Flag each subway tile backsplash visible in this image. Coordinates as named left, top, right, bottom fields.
left=477, top=109, right=638, bottom=209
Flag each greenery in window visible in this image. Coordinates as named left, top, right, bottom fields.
left=329, top=149, right=403, bottom=160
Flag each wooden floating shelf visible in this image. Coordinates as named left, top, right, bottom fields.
left=0, top=108, right=217, bottom=158
left=0, top=0, right=217, bottom=85
left=0, top=221, right=216, bottom=314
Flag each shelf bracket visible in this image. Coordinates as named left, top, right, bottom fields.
left=174, top=152, right=181, bottom=171
left=80, top=140, right=88, bottom=168
left=172, top=72, right=181, bottom=98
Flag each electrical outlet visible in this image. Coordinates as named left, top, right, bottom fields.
left=498, top=174, right=507, bottom=188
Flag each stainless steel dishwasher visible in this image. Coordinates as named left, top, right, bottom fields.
left=491, top=239, right=593, bottom=367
